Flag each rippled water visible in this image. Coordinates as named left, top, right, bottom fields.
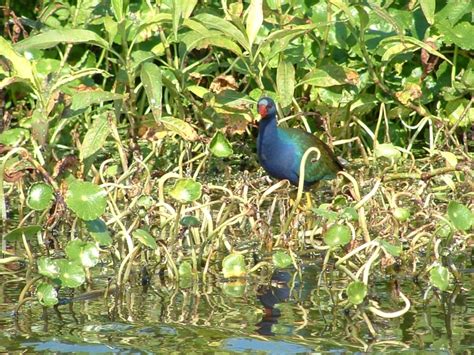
left=1, top=263, right=473, bottom=353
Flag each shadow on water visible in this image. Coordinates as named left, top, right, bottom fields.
left=1, top=264, right=474, bottom=353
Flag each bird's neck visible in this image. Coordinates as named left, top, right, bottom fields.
left=258, top=114, right=278, bottom=139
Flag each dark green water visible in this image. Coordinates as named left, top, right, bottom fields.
left=1, top=264, right=473, bottom=353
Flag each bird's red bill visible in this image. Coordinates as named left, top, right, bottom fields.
left=258, top=104, right=267, bottom=117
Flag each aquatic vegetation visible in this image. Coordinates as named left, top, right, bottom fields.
left=0, top=1, right=473, bottom=350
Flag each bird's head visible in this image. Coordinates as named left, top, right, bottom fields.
left=257, top=97, right=277, bottom=119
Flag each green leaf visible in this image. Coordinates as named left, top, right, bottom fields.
left=14, top=29, right=109, bottom=52
left=210, top=132, right=233, bottom=157
left=342, top=207, right=359, bottom=221
left=222, top=253, right=247, bottom=278
left=169, top=178, right=202, bottom=203
left=419, top=0, right=436, bottom=25
left=393, top=207, right=411, bottom=222
left=379, top=240, right=402, bottom=257
left=69, top=90, right=123, bottom=113
left=182, top=0, right=198, bottom=18
left=57, top=259, right=86, bottom=288
left=141, top=62, right=163, bottom=120
left=272, top=251, right=292, bottom=269
left=299, top=64, right=354, bottom=87
left=430, top=265, right=451, bottom=291
left=36, top=283, right=58, bottom=307
left=222, top=280, right=246, bottom=297
left=37, top=257, right=60, bottom=279
left=347, top=281, right=367, bottom=305
left=80, top=113, right=110, bottom=161
left=374, top=143, right=402, bottom=161
left=133, top=229, right=158, bottom=250
left=180, top=215, right=201, bottom=227
left=246, top=0, right=263, bottom=46
left=0, top=36, right=34, bottom=83
left=65, top=240, right=100, bottom=268
left=311, top=207, right=339, bottom=222
left=447, top=201, right=473, bottom=231
left=277, top=60, right=295, bottom=108
left=5, top=225, right=41, bottom=242
left=0, top=128, right=30, bottom=146
left=179, top=261, right=193, bottom=277
left=436, top=20, right=474, bottom=50
left=323, top=224, right=351, bottom=247
left=194, top=13, right=249, bottom=51
left=161, top=116, right=199, bottom=141
left=111, top=0, right=123, bottom=21
left=27, top=183, right=54, bottom=211
left=65, top=181, right=107, bottom=221
left=85, top=219, right=112, bottom=246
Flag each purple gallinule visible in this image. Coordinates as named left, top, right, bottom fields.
left=257, top=97, right=342, bottom=187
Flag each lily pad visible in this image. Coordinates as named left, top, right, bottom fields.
left=85, top=219, right=112, bottom=246
left=272, top=251, right=293, bottom=269
left=323, top=224, right=351, bottom=247
left=447, top=201, right=473, bottom=231
left=133, top=229, right=157, bottom=250
left=222, top=280, right=246, bottom=297
left=57, top=259, right=86, bottom=288
left=27, top=183, right=54, bottom=211
left=393, top=207, right=410, bottom=222
left=65, top=240, right=100, bottom=268
left=430, top=265, right=451, bottom=291
left=374, top=143, right=401, bottom=161
left=37, top=257, right=60, bottom=279
left=36, top=283, right=58, bottom=307
left=222, top=253, right=246, bottom=278
left=347, top=281, right=367, bottom=305
left=179, top=215, right=201, bottom=228
left=169, top=178, right=202, bottom=203
left=5, top=225, right=41, bottom=242
left=210, top=132, right=233, bottom=157
left=137, top=195, right=154, bottom=209
left=65, top=181, right=107, bottom=221
left=179, top=261, right=193, bottom=277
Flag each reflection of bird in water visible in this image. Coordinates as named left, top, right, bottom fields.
left=256, top=271, right=291, bottom=336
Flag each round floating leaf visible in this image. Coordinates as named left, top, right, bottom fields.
left=222, top=253, right=247, bottom=278
left=36, top=283, right=58, bottom=307
left=85, top=219, right=112, bottom=246
left=393, top=207, right=410, bottom=222
left=0, top=128, right=30, bottom=145
left=133, top=229, right=157, bottom=250
left=447, top=201, right=473, bottom=231
left=179, top=261, right=193, bottom=277
left=323, top=224, right=351, bottom=247
left=342, top=207, right=358, bottom=221
left=65, top=240, right=100, bottom=268
left=5, top=225, right=41, bottom=242
left=137, top=195, right=154, bottom=209
left=169, top=178, right=202, bottom=203
left=210, top=132, right=233, bottom=157
left=374, top=143, right=401, bottom=161
left=347, top=281, right=367, bottom=305
left=430, top=265, right=451, bottom=291
left=222, top=280, right=246, bottom=297
left=435, top=220, right=453, bottom=239
left=380, top=240, right=402, bottom=257
left=65, top=181, right=107, bottom=220
left=179, top=215, right=201, bottom=228
left=27, top=183, right=54, bottom=211
left=37, top=257, right=60, bottom=279
left=57, top=259, right=86, bottom=288
left=272, top=251, right=292, bottom=269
